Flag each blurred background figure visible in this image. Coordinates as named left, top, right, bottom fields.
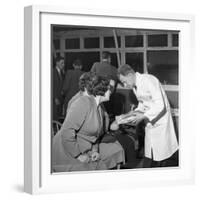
left=53, top=56, right=65, bottom=121
left=62, top=59, right=84, bottom=115
left=91, top=51, right=118, bottom=82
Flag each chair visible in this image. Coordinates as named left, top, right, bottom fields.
left=52, top=120, right=62, bottom=136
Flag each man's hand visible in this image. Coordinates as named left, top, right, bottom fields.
left=77, top=154, right=90, bottom=163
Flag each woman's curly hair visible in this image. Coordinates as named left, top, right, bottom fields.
left=79, top=72, right=110, bottom=96
left=78, top=71, right=95, bottom=92
left=88, top=75, right=110, bottom=96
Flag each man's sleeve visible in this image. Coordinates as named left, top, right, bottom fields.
left=53, top=71, right=59, bottom=100
left=62, top=72, right=71, bottom=94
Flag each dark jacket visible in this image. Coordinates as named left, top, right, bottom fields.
left=91, top=61, right=118, bottom=81
left=62, top=69, right=84, bottom=111
left=53, top=67, right=64, bottom=120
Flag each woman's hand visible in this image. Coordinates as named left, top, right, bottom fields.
left=77, top=154, right=90, bottom=163
left=110, top=120, right=119, bottom=131
left=90, top=151, right=100, bottom=162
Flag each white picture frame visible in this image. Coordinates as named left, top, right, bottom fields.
left=24, top=5, right=195, bottom=194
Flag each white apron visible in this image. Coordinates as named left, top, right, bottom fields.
left=134, top=72, right=178, bottom=161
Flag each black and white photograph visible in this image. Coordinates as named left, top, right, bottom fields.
left=51, top=25, right=179, bottom=173
left=22, top=4, right=197, bottom=195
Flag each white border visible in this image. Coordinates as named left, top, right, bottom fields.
left=24, top=5, right=195, bottom=194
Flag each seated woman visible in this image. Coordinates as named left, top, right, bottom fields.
left=52, top=73, right=124, bottom=172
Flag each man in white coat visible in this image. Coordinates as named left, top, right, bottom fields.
left=118, top=64, right=178, bottom=167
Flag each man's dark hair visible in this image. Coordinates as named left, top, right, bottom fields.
left=55, top=55, right=64, bottom=63
left=118, top=64, right=135, bottom=76
left=102, top=51, right=111, bottom=60
left=73, top=59, right=82, bottom=66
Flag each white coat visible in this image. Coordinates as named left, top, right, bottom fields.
left=134, top=72, right=178, bottom=161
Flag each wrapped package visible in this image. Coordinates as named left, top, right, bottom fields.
left=115, top=111, right=142, bottom=125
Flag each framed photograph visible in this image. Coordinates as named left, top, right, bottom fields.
left=24, top=5, right=195, bottom=194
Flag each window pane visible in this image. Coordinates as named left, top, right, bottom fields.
left=172, top=34, right=179, bottom=47
left=165, top=91, right=179, bottom=108
left=65, top=38, right=80, bottom=49
left=147, top=50, right=178, bottom=85
left=53, top=39, right=60, bottom=50
left=125, top=52, right=144, bottom=73
left=84, top=37, right=99, bottom=48
left=148, top=34, right=168, bottom=47
left=125, top=35, right=143, bottom=47
left=104, top=36, right=121, bottom=48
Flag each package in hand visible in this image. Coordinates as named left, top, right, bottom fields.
left=115, top=111, right=139, bottom=125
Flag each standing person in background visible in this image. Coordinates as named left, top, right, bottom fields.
left=91, top=51, right=118, bottom=117
left=62, top=59, right=84, bottom=115
left=91, top=51, right=118, bottom=81
left=118, top=64, right=178, bottom=168
left=53, top=56, right=65, bottom=121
